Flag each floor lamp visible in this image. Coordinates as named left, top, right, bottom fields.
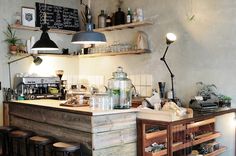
left=160, top=33, right=177, bottom=100
left=8, top=55, right=43, bottom=88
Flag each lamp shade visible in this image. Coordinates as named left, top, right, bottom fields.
left=166, top=33, right=177, bottom=45
left=71, top=31, right=106, bottom=44
left=71, top=20, right=106, bottom=44
left=31, top=24, right=59, bottom=51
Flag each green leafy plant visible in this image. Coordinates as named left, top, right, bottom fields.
left=3, top=24, right=20, bottom=46
left=196, top=82, right=218, bottom=99
left=218, top=94, right=232, bottom=101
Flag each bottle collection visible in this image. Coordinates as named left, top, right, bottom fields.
left=97, top=7, right=144, bottom=28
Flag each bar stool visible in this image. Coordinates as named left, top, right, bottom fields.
left=9, top=130, right=34, bottom=156
left=0, top=126, right=18, bottom=156
left=29, top=136, right=53, bottom=156
left=52, top=142, right=81, bottom=156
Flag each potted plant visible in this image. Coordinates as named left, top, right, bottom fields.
left=196, top=82, right=218, bottom=100
left=218, top=94, right=232, bottom=107
left=4, top=24, right=20, bottom=54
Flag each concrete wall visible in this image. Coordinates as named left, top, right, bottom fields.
left=0, top=0, right=235, bottom=155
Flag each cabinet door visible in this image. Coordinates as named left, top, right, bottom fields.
left=3, top=102, right=10, bottom=126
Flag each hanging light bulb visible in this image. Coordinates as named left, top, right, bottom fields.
left=31, top=0, right=59, bottom=51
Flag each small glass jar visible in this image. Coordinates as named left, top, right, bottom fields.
left=108, top=67, right=132, bottom=109
left=89, top=93, right=112, bottom=110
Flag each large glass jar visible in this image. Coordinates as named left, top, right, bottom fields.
left=108, top=67, right=132, bottom=109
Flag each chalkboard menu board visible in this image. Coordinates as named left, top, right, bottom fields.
left=35, top=2, right=80, bottom=31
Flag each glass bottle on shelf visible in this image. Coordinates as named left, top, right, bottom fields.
left=126, top=8, right=132, bottom=23
left=106, top=14, right=112, bottom=27
left=115, top=8, right=125, bottom=25
left=98, top=10, right=106, bottom=28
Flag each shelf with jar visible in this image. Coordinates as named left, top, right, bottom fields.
left=78, top=49, right=151, bottom=58
left=10, top=21, right=153, bottom=35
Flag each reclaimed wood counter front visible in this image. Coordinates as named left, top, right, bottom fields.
left=4, top=100, right=138, bottom=156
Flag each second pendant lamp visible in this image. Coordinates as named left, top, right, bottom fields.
left=31, top=0, right=59, bottom=51
left=71, top=6, right=106, bottom=44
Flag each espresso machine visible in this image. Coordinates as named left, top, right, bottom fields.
left=14, top=76, right=61, bottom=100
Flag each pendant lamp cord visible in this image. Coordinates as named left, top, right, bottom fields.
left=44, top=0, right=47, bottom=24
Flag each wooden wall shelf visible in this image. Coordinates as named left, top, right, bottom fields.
left=10, top=24, right=76, bottom=35
left=78, top=49, right=151, bottom=58
left=10, top=21, right=153, bottom=35
left=7, top=49, right=150, bottom=58
left=95, top=21, right=153, bottom=32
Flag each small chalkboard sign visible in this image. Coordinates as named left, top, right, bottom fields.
left=35, top=2, right=80, bottom=31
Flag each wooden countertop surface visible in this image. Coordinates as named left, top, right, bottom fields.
left=7, top=99, right=139, bottom=116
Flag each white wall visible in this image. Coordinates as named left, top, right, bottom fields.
left=215, top=113, right=235, bottom=156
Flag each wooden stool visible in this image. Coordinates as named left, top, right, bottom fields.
left=9, top=130, right=34, bottom=156
left=52, top=142, right=81, bottom=156
left=29, top=136, right=53, bottom=156
left=0, top=126, right=18, bottom=156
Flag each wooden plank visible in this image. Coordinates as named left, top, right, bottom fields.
left=10, top=115, right=92, bottom=149
left=93, top=142, right=136, bottom=156
left=145, top=130, right=167, bottom=140
left=91, top=113, right=137, bottom=133
left=145, top=124, right=186, bottom=140
left=11, top=21, right=153, bottom=35
left=92, top=127, right=137, bottom=150
left=172, top=141, right=192, bottom=152
left=10, top=24, right=76, bottom=35
left=3, top=102, right=10, bottom=126
left=187, top=118, right=215, bottom=129
left=193, top=132, right=221, bottom=146
left=9, top=103, right=92, bottom=132
left=94, top=21, right=153, bottom=32
left=204, top=146, right=226, bottom=156
left=145, top=149, right=167, bottom=156
left=78, top=49, right=151, bottom=58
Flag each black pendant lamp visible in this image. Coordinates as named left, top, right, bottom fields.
left=31, top=0, right=59, bottom=51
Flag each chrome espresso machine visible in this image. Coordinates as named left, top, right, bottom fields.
left=14, top=76, right=61, bottom=100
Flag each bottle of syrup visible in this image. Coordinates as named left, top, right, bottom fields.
left=115, top=8, right=125, bottom=25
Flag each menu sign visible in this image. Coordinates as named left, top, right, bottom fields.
left=35, top=2, right=80, bottom=31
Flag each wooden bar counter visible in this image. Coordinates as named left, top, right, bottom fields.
left=4, top=100, right=139, bottom=156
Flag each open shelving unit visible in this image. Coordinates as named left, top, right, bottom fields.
left=138, top=117, right=226, bottom=156
left=78, top=49, right=151, bottom=58
left=10, top=21, right=153, bottom=58
left=10, top=24, right=76, bottom=35
left=10, top=21, right=153, bottom=35
left=95, top=21, right=153, bottom=32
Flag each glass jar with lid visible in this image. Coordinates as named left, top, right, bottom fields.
left=108, top=67, right=132, bottom=109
